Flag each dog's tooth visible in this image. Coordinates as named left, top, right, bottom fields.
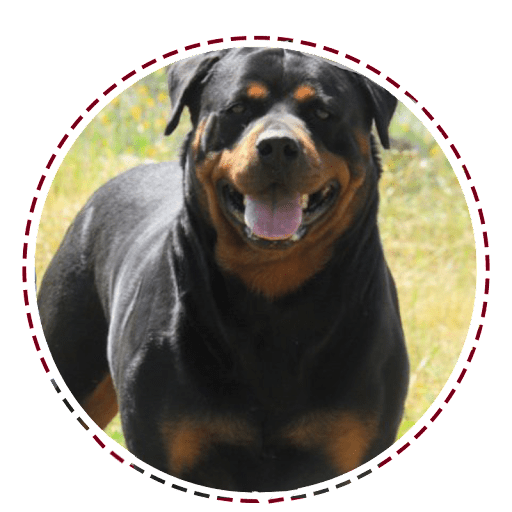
left=244, top=226, right=258, bottom=240
left=300, top=194, right=309, bottom=209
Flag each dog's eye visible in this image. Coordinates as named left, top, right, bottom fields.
left=315, top=108, right=330, bottom=120
left=227, top=103, right=246, bottom=115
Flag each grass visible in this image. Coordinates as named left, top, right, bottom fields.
left=36, top=69, right=475, bottom=448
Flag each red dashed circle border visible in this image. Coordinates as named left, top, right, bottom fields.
left=22, top=35, right=487, bottom=503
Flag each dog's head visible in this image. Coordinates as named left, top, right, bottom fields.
left=165, top=48, right=396, bottom=298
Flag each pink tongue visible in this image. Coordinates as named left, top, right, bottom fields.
left=244, top=191, right=303, bottom=240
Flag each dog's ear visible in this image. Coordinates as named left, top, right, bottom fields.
left=164, top=50, right=228, bottom=136
left=360, top=78, right=397, bottom=149
left=326, top=60, right=397, bottom=149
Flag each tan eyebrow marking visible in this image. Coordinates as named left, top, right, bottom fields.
left=246, top=82, right=269, bottom=99
left=293, top=84, right=316, bottom=102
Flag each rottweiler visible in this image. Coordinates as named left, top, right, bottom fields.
left=37, top=48, right=409, bottom=492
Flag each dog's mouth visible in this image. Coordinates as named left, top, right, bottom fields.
left=218, top=179, right=340, bottom=248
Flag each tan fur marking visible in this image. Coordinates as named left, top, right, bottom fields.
left=192, top=117, right=367, bottom=299
left=191, top=109, right=370, bottom=300
left=293, top=84, right=316, bottom=102
left=161, top=417, right=255, bottom=475
left=284, top=411, right=376, bottom=474
left=191, top=117, right=208, bottom=156
left=355, top=131, right=371, bottom=160
left=246, top=82, right=269, bottom=100
left=82, top=374, right=118, bottom=430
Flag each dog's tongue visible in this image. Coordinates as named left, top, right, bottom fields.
left=244, top=191, right=303, bottom=240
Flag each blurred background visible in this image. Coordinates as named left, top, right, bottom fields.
left=36, top=66, right=476, bottom=446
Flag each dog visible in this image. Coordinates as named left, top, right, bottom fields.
left=37, top=48, right=409, bottom=492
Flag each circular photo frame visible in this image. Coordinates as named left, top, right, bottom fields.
left=24, top=37, right=485, bottom=503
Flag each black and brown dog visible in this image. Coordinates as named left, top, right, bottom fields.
left=38, top=48, right=409, bottom=492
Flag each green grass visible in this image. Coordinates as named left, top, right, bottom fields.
left=36, top=70, right=475, bottom=448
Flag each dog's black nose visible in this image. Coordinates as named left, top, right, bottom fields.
left=257, top=132, right=300, bottom=164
